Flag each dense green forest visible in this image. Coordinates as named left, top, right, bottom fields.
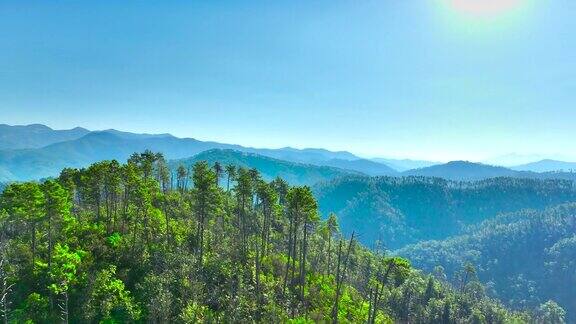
left=398, top=204, right=576, bottom=322
left=0, top=151, right=548, bottom=323
left=314, top=176, right=576, bottom=248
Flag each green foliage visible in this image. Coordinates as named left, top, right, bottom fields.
left=536, top=300, right=566, bottom=324
left=0, top=151, right=536, bottom=322
left=85, top=265, right=141, bottom=322
left=107, top=232, right=122, bottom=248
left=48, top=244, right=84, bottom=295
left=315, top=176, right=576, bottom=248
left=400, top=204, right=576, bottom=322
left=16, top=292, right=49, bottom=323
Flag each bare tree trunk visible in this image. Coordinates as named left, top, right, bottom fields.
left=331, top=239, right=343, bottom=323
left=300, top=221, right=308, bottom=300
left=283, top=211, right=294, bottom=293
left=0, top=260, right=14, bottom=324
left=370, top=261, right=395, bottom=324
left=48, top=213, right=53, bottom=311
left=332, top=232, right=355, bottom=324
left=31, top=222, right=36, bottom=266
left=326, top=236, right=331, bottom=275
left=255, top=240, right=262, bottom=302
left=62, top=292, right=69, bottom=324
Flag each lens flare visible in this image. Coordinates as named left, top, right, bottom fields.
left=448, top=0, right=524, bottom=18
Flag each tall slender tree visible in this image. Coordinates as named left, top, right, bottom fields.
left=191, top=162, right=220, bottom=265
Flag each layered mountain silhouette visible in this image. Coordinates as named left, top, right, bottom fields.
left=401, top=160, right=576, bottom=181
left=1, top=124, right=575, bottom=183
left=0, top=124, right=396, bottom=182
left=402, top=161, right=518, bottom=181
left=512, top=159, right=576, bottom=173
left=0, top=123, right=89, bottom=150
left=171, top=149, right=359, bottom=186
left=371, top=157, right=439, bottom=172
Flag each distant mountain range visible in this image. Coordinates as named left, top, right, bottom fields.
left=0, top=124, right=396, bottom=182
left=512, top=159, right=576, bottom=173
left=401, top=160, right=576, bottom=182
left=1, top=124, right=575, bottom=183
left=0, top=124, right=89, bottom=150
left=371, top=158, right=439, bottom=172
left=402, top=161, right=517, bottom=181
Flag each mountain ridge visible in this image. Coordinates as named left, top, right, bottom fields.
left=0, top=123, right=90, bottom=150
left=2, top=124, right=576, bottom=183
left=0, top=124, right=394, bottom=182
left=512, top=159, right=576, bottom=173
left=170, top=149, right=360, bottom=186
left=402, top=160, right=576, bottom=182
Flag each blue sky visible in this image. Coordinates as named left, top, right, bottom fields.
left=1, top=1, right=575, bottom=161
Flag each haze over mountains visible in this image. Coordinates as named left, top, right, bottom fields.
left=2, top=123, right=576, bottom=319
left=0, top=124, right=575, bottom=183
left=0, top=124, right=89, bottom=150
left=0, top=124, right=393, bottom=182
left=512, top=159, right=576, bottom=173
left=170, top=150, right=359, bottom=186
left=403, top=161, right=576, bottom=182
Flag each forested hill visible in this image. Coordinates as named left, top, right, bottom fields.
left=402, top=160, right=576, bottom=182
left=512, top=159, right=576, bottom=173
left=314, top=176, right=576, bottom=249
left=402, top=161, right=517, bottom=181
left=398, top=203, right=576, bottom=322
left=170, top=149, right=358, bottom=186
left=0, top=151, right=542, bottom=322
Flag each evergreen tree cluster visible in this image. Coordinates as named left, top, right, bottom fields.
left=315, top=176, right=576, bottom=248
left=399, top=203, right=576, bottom=323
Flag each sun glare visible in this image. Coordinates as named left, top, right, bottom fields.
left=448, top=0, right=525, bottom=18
left=437, top=0, right=534, bottom=34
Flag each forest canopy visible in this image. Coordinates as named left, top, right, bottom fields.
left=398, top=203, right=576, bottom=322
left=0, top=151, right=555, bottom=323
left=314, top=176, right=576, bottom=248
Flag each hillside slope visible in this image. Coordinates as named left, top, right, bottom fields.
left=397, top=203, right=576, bottom=322
left=170, top=149, right=358, bottom=186
left=314, top=176, right=576, bottom=248
left=311, top=158, right=397, bottom=176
